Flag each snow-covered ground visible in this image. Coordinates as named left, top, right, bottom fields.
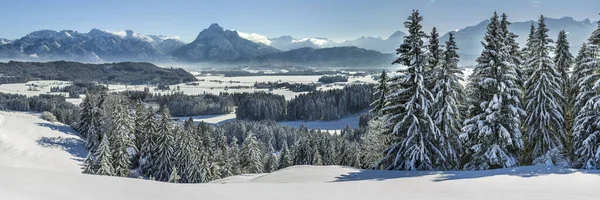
left=0, top=111, right=87, bottom=173
left=2, top=111, right=600, bottom=200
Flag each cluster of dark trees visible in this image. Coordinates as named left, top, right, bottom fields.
left=253, top=82, right=318, bottom=92
left=234, top=92, right=287, bottom=121
left=118, top=90, right=234, bottom=117
left=50, top=81, right=107, bottom=98
left=0, top=61, right=195, bottom=85
left=234, top=84, right=374, bottom=121
left=287, top=84, right=374, bottom=120
left=318, top=75, right=348, bottom=83
left=0, top=93, right=80, bottom=125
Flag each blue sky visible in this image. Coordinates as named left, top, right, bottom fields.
left=1, top=0, right=598, bottom=42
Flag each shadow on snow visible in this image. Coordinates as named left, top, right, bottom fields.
left=35, top=122, right=88, bottom=160
left=333, top=165, right=600, bottom=182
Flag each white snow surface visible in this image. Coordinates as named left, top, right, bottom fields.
left=0, top=111, right=87, bottom=173
left=1, top=111, right=600, bottom=200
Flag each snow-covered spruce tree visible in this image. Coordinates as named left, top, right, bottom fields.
left=175, top=126, right=202, bottom=183
left=214, top=129, right=231, bottom=178
left=82, top=153, right=96, bottom=174
left=227, top=137, right=242, bottom=175
left=370, top=70, right=389, bottom=114
left=555, top=30, right=574, bottom=106
left=554, top=30, right=575, bottom=150
left=524, top=15, right=567, bottom=166
left=95, top=133, right=114, bottom=176
left=139, top=107, right=158, bottom=176
left=278, top=141, right=293, bottom=170
left=241, top=132, right=264, bottom=174
left=461, top=12, right=525, bottom=170
left=109, top=102, right=135, bottom=177
left=377, top=10, right=446, bottom=170
left=359, top=117, right=388, bottom=169
left=168, top=167, right=180, bottom=183
left=78, top=94, right=94, bottom=137
left=426, top=27, right=442, bottom=92
left=131, top=102, right=147, bottom=170
left=264, top=143, right=279, bottom=173
left=430, top=32, right=465, bottom=169
left=572, top=20, right=600, bottom=169
left=571, top=44, right=592, bottom=113
left=152, top=107, right=175, bottom=182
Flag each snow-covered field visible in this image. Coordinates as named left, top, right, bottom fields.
left=1, top=111, right=600, bottom=200
left=0, top=111, right=87, bottom=172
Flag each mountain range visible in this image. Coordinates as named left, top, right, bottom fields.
left=0, top=17, right=596, bottom=67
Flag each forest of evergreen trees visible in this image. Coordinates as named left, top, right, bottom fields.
left=75, top=89, right=377, bottom=183
left=372, top=10, right=600, bottom=171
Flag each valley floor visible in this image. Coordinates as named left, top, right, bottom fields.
left=1, top=111, right=599, bottom=200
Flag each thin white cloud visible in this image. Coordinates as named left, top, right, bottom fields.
left=532, top=0, right=543, bottom=7
left=237, top=31, right=271, bottom=45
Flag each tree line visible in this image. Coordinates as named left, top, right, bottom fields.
left=234, top=84, right=374, bottom=121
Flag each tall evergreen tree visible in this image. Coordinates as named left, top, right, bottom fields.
left=95, top=133, right=114, bottom=176
left=82, top=153, right=96, bottom=174
left=431, top=32, right=464, bottom=169
left=175, top=126, right=202, bottom=183
left=461, top=12, right=525, bottom=170
left=370, top=70, right=389, bottom=114
left=524, top=15, right=566, bottom=165
left=152, top=107, right=175, bottom=181
left=109, top=102, right=135, bottom=177
left=241, top=133, right=264, bottom=174
left=555, top=30, right=574, bottom=104
left=139, top=107, right=158, bottom=176
left=278, top=141, right=293, bottom=170
left=554, top=30, right=575, bottom=148
left=78, top=94, right=94, bottom=137
left=227, top=137, right=242, bottom=175
left=131, top=102, right=147, bottom=170
left=264, top=143, right=278, bottom=173
left=359, top=117, right=388, bottom=169
left=377, top=10, right=444, bottom=170
left=572, top=19, right=600, bottom=169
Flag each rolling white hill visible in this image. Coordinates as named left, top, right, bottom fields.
left=1, top=111, right=600, bottom=200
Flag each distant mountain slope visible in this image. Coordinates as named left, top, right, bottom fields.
left=0, top=29, right=181, bottom=63
left=235, top=46, right=395, bottom=68
left=171, top=24, right=280, bottom=62
left=339, top=31, right=406, bottom=53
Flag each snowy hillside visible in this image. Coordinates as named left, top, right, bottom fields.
left=1, top=111, right=600, bottom=200
left=0, top=111, right=87, bottom=172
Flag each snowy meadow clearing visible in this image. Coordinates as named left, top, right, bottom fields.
left=1, top=111, right=599, bottom=200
